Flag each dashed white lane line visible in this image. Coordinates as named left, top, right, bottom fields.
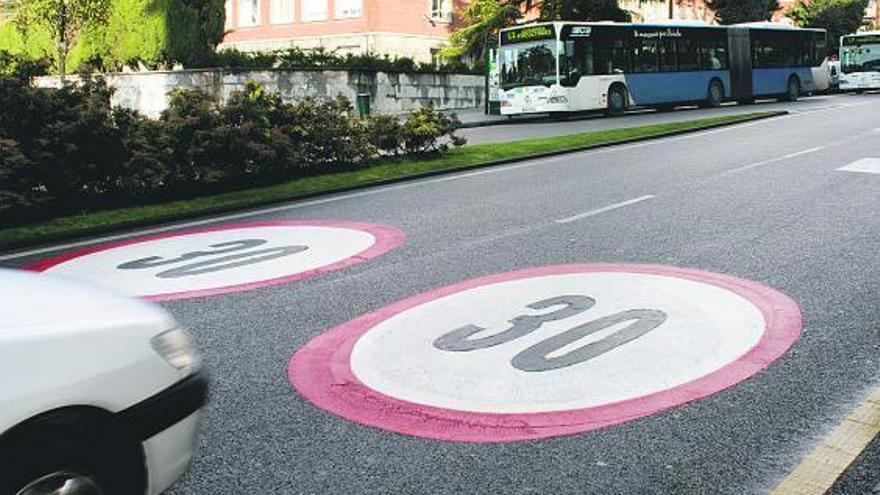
left=721, top=146, right=827, bottom=177
left=556, top=195, right=656, bottom=224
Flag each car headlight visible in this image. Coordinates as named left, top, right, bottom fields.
left=548, top=96, right=568, bottom=104
left=152, top=328, right=198, bottom=370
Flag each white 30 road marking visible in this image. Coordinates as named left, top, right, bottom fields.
left=28, top=222, right=403, bottom=301
left=349, top=271, right=766, bottom=413
left=556, top=195, right=656, bottom=224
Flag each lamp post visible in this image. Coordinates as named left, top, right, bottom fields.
left=668, top=0, right=674, bottom=19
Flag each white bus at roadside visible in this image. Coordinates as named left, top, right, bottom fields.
left=840, top=31, right=880, bottom=91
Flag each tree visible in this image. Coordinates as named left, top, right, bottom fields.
left=706, top=0, right=780, bottom=24
left=14, top=0, right=110, bottom=80
left=442, top=0, right=526, bottom=60
left=539, top=0, right=631, bottom=22
left=792, top=0, right=869, bottom=54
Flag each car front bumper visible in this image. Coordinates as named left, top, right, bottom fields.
left=115, top=369, right=209, bottom=494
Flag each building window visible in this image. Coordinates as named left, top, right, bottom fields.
left=428, top=0, right=452, bottom=22
left=271, top=0, right=294, bottom=23
left=238, top=0, right=260, bottom=26
left=302, top=0, right=327, bottom=21
left=335, top=0, right=362, bottom=19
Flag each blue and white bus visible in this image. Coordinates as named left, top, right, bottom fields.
left=498, top=21, right=829, bottom=116
left=840, top=31, right=880, bottom=91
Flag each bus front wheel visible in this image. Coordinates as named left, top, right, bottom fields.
left=707, top=80, right=724, bottom=108
left=607, top=85, right=628, bottom=117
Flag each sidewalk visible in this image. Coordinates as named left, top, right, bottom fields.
left=447, top=107, right=551, bottom=128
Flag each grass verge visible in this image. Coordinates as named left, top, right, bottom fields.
left=0, top=111, right=782, bottom=251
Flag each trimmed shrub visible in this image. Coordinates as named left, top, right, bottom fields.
left=401, top=104, right=467, bottom=155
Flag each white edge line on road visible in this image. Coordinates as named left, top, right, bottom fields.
left=0, top=107, right=858, bottom=262
left=556, top=195, right=656, bottom=224
left=721, top=146, right=827, bottom=177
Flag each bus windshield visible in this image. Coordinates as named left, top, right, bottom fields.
left=499, top=40, right=558, bottom=90
left=841, top=42, right=880, bottom=73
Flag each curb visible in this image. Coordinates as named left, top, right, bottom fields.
left=0, top=111, right=788, bottom=254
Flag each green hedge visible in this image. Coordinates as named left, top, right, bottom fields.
left=0, top=77, right=465, bottom=225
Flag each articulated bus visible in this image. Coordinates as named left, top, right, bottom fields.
left=498, top=21, right=829, bottom=116
left=840, top=31, right=880, bottom=91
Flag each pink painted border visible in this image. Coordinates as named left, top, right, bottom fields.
left=26, top=220, right=405, bottom=302
left=288, top=263, right=802, bottom=443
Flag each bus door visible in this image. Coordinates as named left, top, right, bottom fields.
left=727, top=27, right=754, bottom=101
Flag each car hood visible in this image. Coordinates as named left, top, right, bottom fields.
left=0, top=268, right=174, bottom=337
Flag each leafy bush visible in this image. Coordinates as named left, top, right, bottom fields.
left=402, top=104, right=467, bottom=155
left=367, top=114, right=405, bottom=156
left=0, top=77, right=465, bottom=224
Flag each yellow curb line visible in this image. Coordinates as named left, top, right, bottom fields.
left=771, top=387, right=880, bottom=495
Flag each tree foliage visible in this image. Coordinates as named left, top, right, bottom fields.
left=14, top=0, right=110, bottom=79
left=539, top=0, right=631, bottom=22
left=791, top=0, right=869, bottom=53
left=442, top=0, right=525, bottom=60
left=706, top=0, right=780, bottom=24
left=2, top=0, right=224, bottom=73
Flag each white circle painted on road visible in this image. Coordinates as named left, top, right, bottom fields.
left=289, top=264, right=802, bottom=442
left=28, top=221, right=404, bottom=301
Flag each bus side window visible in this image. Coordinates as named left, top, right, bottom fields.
left=659, top=39, right=678, bottom=72
left=700, top=38, right=725, bottom=70
left=632, top=39, right=659, bottom=73
left=678, top=38, right=700, bottom=71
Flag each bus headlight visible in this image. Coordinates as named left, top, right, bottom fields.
left=548, top=96, right=568, bottom=104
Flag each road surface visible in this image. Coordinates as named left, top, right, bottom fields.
left=4, top=92, right=880, bottom=494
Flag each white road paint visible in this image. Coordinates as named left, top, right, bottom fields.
left=721, top=146, right=827, bottom=176
left=350, top=271, right=766, bottom=413
left=556, top=195, right=656, bottom=224
left=37, top=225, right=376, bottom=299
left=837, top=158, right=880, bottom=175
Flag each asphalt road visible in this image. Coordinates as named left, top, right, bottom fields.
left=4, top=92, right=880, bottom=494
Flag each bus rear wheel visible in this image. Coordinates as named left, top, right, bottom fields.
left=707, top=80, right=724, bottom=107
left=606, top=85, right=628, bottom=117
left=783, top=76, right=801, bottom=102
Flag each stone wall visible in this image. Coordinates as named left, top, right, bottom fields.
left=34, top=68, right=485, bottom=119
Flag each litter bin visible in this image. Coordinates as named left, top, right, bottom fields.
left=356, top=93, right=371, bottom=117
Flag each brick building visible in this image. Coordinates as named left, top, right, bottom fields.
left=220, top=0, right=465, bottom=62
left=219, top=0, right=880, bottom=62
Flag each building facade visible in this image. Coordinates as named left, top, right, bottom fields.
left=219, top=0, right=880, bottom=62
left=220, top=0, right=464, bottom=62
left=619, top=0, right=715, bottom=23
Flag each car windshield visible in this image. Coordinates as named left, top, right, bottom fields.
left=841, top=43, right=880, bottom=73
left=499, top=40, right=558, bottom=90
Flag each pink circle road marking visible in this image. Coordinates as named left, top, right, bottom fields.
left=27, top=220, right=405, bottom=302
left=288, top=263, right=802, bottom=443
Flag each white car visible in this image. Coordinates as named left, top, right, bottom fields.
left=0, top=268, right=207, bottom=495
